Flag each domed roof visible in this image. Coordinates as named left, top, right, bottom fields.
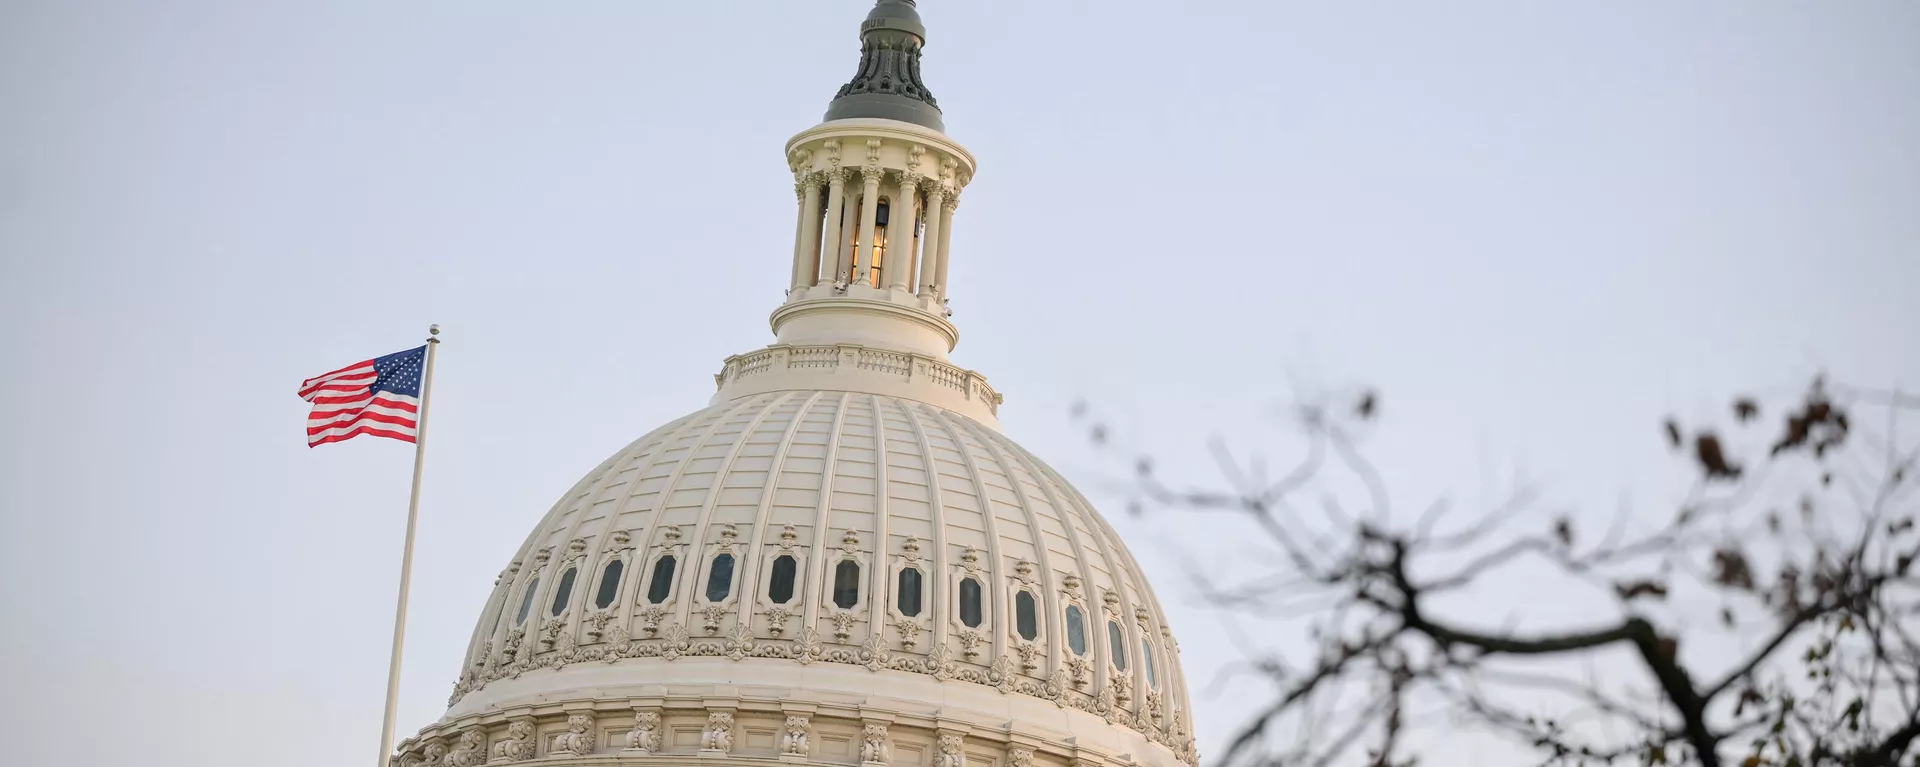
left=432, top=390, right=1194, bottom=765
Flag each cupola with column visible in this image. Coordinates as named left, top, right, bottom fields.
left=713, top=0, right=993, bottom=424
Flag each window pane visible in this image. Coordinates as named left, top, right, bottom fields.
left=832, top=560, right=861, bottom=609
left=768, top=555, right=797, bottom=604
left=705, top=553, right=735, bottom=602
left=647, top=556, right=676, bottom=604
left=550, top=567, right=577, bottom=616
left=897, top=568, right=923, bottom=617
left=1142, top=637, right=1158, bottom=688
left=594, top=559, right=624, bottom=609
left=515, top=577, right=540, bottom=625
left=959, top=578, right=983, bottom=628
left=1015, top=591, right=1038, bottom=640
left=1065, top=604, right=1087, bottom=656
left=1108, top=621, right=1128, bottom=671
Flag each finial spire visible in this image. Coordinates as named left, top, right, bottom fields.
left=824, top=0, right=944, bottom=131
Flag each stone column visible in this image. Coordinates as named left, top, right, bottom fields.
left=933, top=192, right=958, bottom=299
left=916, top=184, right=946, bottom=298
left=887, top=173, right=920, bottom=292
left=818, top=170, right=848, bottom=287
left=855, top=166, right=884, bottom=286
left=792, top=175, right=823, bottom=292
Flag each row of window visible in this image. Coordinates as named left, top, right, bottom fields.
left=508, top=552, right=1159, bottom=688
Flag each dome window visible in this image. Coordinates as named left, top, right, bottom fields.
left=1065, top=604, right=1088, bottom=656
left=549, top=567, right=578, bottom=617
left=1014, top=591, right=1038, bottom=641
left=1107, top=620, right=1128, bottom=671
left=897, top=567, right=923, bottom=617
left=832, top=560, right=861, bottom=609
left=514, top=576, right=540, bottom=625
left=705, top=553, right=736, bottom=602
left=593, top=559, right=624, bottom=610
left=1142, top=637, right=1158, bottom=689
left=958, top=577, right=983, bottom=628
left=767, top=554, right=798, bottom=604
left=646, top=555, right=677, bottom=604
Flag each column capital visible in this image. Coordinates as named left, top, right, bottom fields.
left=861, top=164, right=886, bottom=186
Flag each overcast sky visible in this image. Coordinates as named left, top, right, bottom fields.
left=2, top=2, right=1916, bottom=766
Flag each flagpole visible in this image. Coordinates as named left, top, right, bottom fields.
left=377, top=324, right=440, bottom=767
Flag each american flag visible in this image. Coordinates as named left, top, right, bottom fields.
left=298, top=345, right=427, bottom=447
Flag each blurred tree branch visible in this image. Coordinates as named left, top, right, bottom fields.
left=1084, top=377, right=1919, bottom=767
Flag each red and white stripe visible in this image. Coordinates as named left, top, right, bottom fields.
left=298, top=359, right=419, bottom=447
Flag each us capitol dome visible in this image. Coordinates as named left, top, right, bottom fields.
left=394, top=2, right=1198, bottom=766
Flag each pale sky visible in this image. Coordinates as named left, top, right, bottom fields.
left=2, top=2, right=1916, bottom=766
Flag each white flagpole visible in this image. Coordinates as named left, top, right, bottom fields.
left=377, top=324, right=441, bottom=767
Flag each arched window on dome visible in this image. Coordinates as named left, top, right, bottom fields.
left=646, top=555, right=677, bottom=604
left=1107, top=620, right=1128, bottom=672
left=1014, top=590, right=1039, bottom=641
left=515, top=576, right=541, bottom=625
left=705, top=553, right=735, bottom=602
left=1064, top=604, right=1088, bottom=656
left=593, top=559, right=624, bottom=610
left=767, top=554, right=798, bottom=604
left=1141, top=636, right=1158, bottom=689
left=958, top=577, right=983, bottom=628
left=896, top=567, right=923, bottom=617
left=832, top=560, right=861, bottom=609
left=549, top=567, right=578, bottom=617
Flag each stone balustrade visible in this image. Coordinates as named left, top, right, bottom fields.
left=712, top=343, right=1002, bottom=425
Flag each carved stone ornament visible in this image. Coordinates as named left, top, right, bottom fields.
left=1067, top=655, right=1092, bottom=688
left=421, top=737, right=449, bottom=767
left=563, top=537, right=589, bottom=566
left=550, top=712, right=596, bottom=757
left=700, top=603, right=729, bottom=635
left=1102, top=589, right=1122, bottom=616
left=959, top=547, right=981, bottom=574
left=606, top=529, right=634, bottom=552
left=1016, top=640, right=1043, bottom=674
left=859, top=723, right=891, bottom=765
left=781, top=716, right=812, bottom=757
left=865, top=138, right=882, bottom=165
left=765, top=604, right=796, bottom=637
left=490, top=719, right=536, bottom=762
left=900, top=535, right=922, bottom=561
left=701, top=711, right=735, bottom=754
left=584, top=610, right=616, bottom=644
left=623, top=710, right=661, bottom=754
left=447, top=729, right=487, bottom=767
left=825, top=138, right=842, bottom=168
left=1008, top=748, right=1035, bottom=767
left=1013, top=560, right=1037, bottom=586
left=778, top=524, right=799, bottom=549
left=893, top=617, right=923, bottom=651
left=956, top=628, right=985, bottom=660
left=934, top=733, right=966, bottom=767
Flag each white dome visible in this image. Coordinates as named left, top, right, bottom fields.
left=419, top=390, right=1195, bottom=767
left=391, top=5, right=1196, bottom=766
